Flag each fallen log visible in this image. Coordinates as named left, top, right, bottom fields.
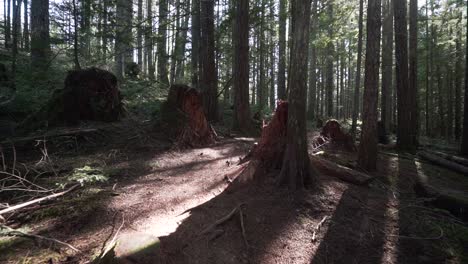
left=413, top=172, right=468, bottom=221
left=0, top=184, right=80, bottom=216
left=417, top=151, right=468, bottom=176
left=425, top=150, right=468, bottom=167
left=309, top=155, right=374, bottom=185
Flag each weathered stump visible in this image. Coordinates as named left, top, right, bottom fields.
left=19, top=68, right=124, bottom=132
left=161, top=84, right=216, bottom=147
left=320, top=119, right=356, bottom=152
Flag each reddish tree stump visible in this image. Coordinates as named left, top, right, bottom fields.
left=320, top=119, right=356, bottom=152
left=162, top=84, right=216, bottom=147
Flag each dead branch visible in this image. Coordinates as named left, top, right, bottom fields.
left=0, top=184, right=80, bottom=216
left=200, top=205, right=243, bottom=236
left=312, top=215, right=329, bottom=242
left=0, top=224, right=81, bottom=252
left=239, top=207, right=249, bottom=247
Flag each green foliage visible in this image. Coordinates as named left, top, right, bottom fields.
left=68, top=165, right=109, bottom=186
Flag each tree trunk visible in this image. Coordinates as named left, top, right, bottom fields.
left=351, top=0, right=364, bottom=136
left=30, top=0, right=50, bottom=78
left=72, top=0, right=81, bottom=70
left=258, top=0, right=266, bottom=111
left=200, top=0, right=218, bottom=122
left=462, top=0, right=468, bottom=155
left=358, top=0, right=381, bottom=171
left=325, top=1, right=334, bottom=118
left=23, top=0, right=29, bottom=50
left=381, top=0, right=393, bottom=137
left=232, top=0, right=252, bottom=133
left=102, top=0, right=108, bottom=63
left=157, top=0, right=169, bottom=86
left=425, top=0, right=431, bottom=136
left=409, top=0, right=419, bottom=146
left=5, top=0, right=11, bottom=49
left=146, top=0, right=155, bottom=80
left=175, top=0, right=189, bottom=81
left=137, top=0, right=143, bottom=68
left=277, top=0, right=315, bottom=190
left=191, top=0, right=200, bottom=88
left=394, top=0, right=413, bottom=150
left=308, top=0, right=318, bottom=120
left=455, top=6, right=462, bottom=140
left=114, top=0, right=132, bottom=79
left=277, top=0, right=287, bottom=100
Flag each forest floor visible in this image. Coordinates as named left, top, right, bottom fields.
left=0, top=119, right=468, bottom=264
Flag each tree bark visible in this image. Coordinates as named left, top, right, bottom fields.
left=277, top=0, right=287, bottom=100
left=23, top=0, right=29, bottom=50
left=381, top=0, right=393, bottom=137
left=325, top=1, right=334, bottom=118
left=455, top=4, right=463, bottom=140
left=114, top=0, right=132, bottom=79
left=191, top=0, right=200, bottom=88
left=137, top=0, right=143, bottom=68
left=394, top=0, right=413, bottom=150
left=232, top=0, right=252, bottom=133
left=277, top=0, right=315, bottom=190
left=351, top=0, right=364, bottom=136
left=409, top=0, right=419, bottom=146
left=358, top=0, right=381, bottom=171
left=157, top=0, right=169, bottom=86
left=5, top=0, right=11, bottom=49
left=200, top=0, right=218, bottom=122
left=30, top=0, right=50, bottom=78
left=462, top=0, right=468, bottom=155
left=146, top=0, right=155, bottom=80
left=308, top=0, right=318, bottom=120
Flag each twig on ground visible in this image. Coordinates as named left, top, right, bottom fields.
left=0, top=184, right=80, bottom=216
left=0, top=224, right=81, bottom=252
left=95, top=214, right=125, bottom=262
left=239, top=206, right=249, bottom=247
left=312, top=216, right=329, bottom=242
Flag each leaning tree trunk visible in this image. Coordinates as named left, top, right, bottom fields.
left=358, top=0, right=381, bottom=171
left=277, top=0, right=316, bottom=190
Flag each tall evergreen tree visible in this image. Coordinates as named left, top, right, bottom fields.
left=277, top=0, right=315, bottom=190
left=358, top=0, right=381, bottom=171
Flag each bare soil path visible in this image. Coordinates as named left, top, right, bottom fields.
left=1, top=128, right=467, bottom=264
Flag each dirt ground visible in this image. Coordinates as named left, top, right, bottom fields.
left=0, top=122, right=467, bottom=264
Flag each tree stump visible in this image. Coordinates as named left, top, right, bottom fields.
left=320, top=119, right=356, bottom=152
left=237, top=101, right=288, bottom=183
left=19, top=68, right=124, bottom=132
left=161, top=84, right=216, bottom=147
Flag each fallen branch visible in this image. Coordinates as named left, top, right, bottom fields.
left=417, top=151, right=468, bottom=175
left=0, top=184, right=80, bottom=216
left=309, top=155, right=374, bottom=185
left=199, top=204, right=245, bottom=236
left=312, top=215, right=328, bottom=242
left=239, top=207, right=249, bottom=247
left=0, top=224, right=81, bottom=252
